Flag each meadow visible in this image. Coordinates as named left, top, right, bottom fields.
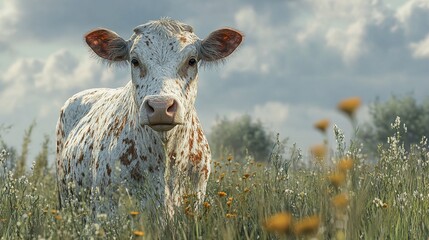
left=1, top=106, right=429, bottom=239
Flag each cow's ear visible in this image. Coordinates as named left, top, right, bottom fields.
left=85, top=29, right=129, bottom=62
left=199, top=28, right=243, bottom=62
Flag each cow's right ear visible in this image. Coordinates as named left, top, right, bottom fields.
left=85, top=29, right=129, bottom=62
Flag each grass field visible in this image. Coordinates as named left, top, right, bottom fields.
left=1, top=117, right=428, bottom=239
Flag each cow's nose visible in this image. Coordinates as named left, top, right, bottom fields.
left=143, top=96, right=179, bottom=131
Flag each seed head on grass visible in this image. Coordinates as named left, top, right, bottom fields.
left=293, top=215, right=320, bottom=236
left=263, top=212, right=293, bottom=234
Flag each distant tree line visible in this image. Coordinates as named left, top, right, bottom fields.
left=358, top=95, right=429, bottom=154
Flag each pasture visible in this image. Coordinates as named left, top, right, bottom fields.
left=1, top=117, right=428, bottom=239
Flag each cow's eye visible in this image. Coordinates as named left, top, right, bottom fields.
left=131, top=58, right=139, bottom=67
left=188, top=58, right=197, bottom=67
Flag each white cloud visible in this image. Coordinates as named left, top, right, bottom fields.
left=325, top=20, right=368, bottom=63
left=0, top=49, right=127, bottom=114
left=253, top=101, right=289, bottom=129
left=410, top=34, right=429, bottom=58
left=221, top=5, right=288, bottom=77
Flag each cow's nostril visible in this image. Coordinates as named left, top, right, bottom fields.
left=144, top=100, right=155, bottom=115
left=167, top=100, right=177, bottom=114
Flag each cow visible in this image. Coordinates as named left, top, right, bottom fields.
left=56, top=18, right=243, bottom=215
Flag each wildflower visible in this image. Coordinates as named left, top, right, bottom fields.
left=133, top=230, right=145, bottom=237
left=203, top=202, right=211, bottom=209
left=314, top=119, right=330, bottom=133
left=337, top=157, right=354, bottom=172
left=226, top=197, right=233, bottom=207
left=242, top=173, right=251, bottom=180
left=382, top=203, right=388, bottom=209
left=51, top=209, right=59, bottom=214
left=226, top=213, right=237, bottom=218
left=130, top=211, right=140, bottom=217
left=243, top=187, right=250, bottom=193
left=218, top=191, right=227, bottom=197
left=227, top=155, right=233, bottom=162
left=54, top=215, right=62, bottom=221
left=293, top=215, right=320, bottom=236
left=337, top=97, right=361, bottom=117
left=310, top=144, right=327, bottom=161
left=264, top=212, right=293, bottom=234
left=332, top=193, right=349, bottom=209
left=328, top=172, right=346, bottom=188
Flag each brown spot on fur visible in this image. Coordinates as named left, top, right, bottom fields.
left=120, top=138, right=137, bottom=166
left=107, top=164, right=112, bottom=176
left=89, top=143, right=93, bottom=150
left=131, top=162, right=143, bottom=181
left=180, top=36, right=187, bottom=43
left=201, top=165, right=209, bottom=179
left=197, top=128, right=204, bottom=143
left=188, top=131, right=194, bottom=152
left=148, top=165, right=154, bottom=173
left=96, top=161, right=99, bottom=169
left=148, top=146, right=152, bottom=154
left=78, top=153, right=84, bottom=163
left=169, top=152, right=177, bottom=165
left=189, top=150, right=203, bottom=165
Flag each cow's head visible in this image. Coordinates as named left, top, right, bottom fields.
left=85, top=19, right=242, bottom=133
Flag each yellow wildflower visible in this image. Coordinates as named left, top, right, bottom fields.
left=264, top=212, right=293, bottom=234
left=314, top=119, right=330, bottom=133
left=203, top=202, right=211, bottom=209
left=132, top=230, right=145, bottom=237
left=293, top=215, right=320, bottom=236
left=328, top=172, right=346, bottom=188
left=242, top=173, right=251, bottom=180
left=218, top=191, right=227, bottom=197
left=337, top=97, right=361, bottom=117
left=243, top=187, right=250, bottom=193
left=311, top=144, right=327, bottom=161
left=332, top=193, right=349, bottom=209
left=227, top=155, right=233, bottom=162
left=226, top=213, right=237, bottom=218
left=337, top=157, right=354, bottom=172
left=382, top=203, right=388, bottom=209
left=54, top=215, right=62, bottom=221
left=130, top=211, right=140, bottom=217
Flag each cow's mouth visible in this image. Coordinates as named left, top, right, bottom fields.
left=148, top=124, right=178, bottom=132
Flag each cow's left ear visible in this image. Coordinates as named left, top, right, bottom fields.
left=199, top=28, right=243, bottom=62
left=85, top=28, right=129, bottom=62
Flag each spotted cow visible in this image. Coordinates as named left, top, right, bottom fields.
left=56, top=18, right=243, bottom=215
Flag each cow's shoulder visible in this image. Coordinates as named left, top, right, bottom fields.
left=59, top=88, right=112, bottom=138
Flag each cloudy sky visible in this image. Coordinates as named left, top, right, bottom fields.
left=0, top=0, right=428, bottom=161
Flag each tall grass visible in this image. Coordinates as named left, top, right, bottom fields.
left=0, top=118, right=428, bottom=239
